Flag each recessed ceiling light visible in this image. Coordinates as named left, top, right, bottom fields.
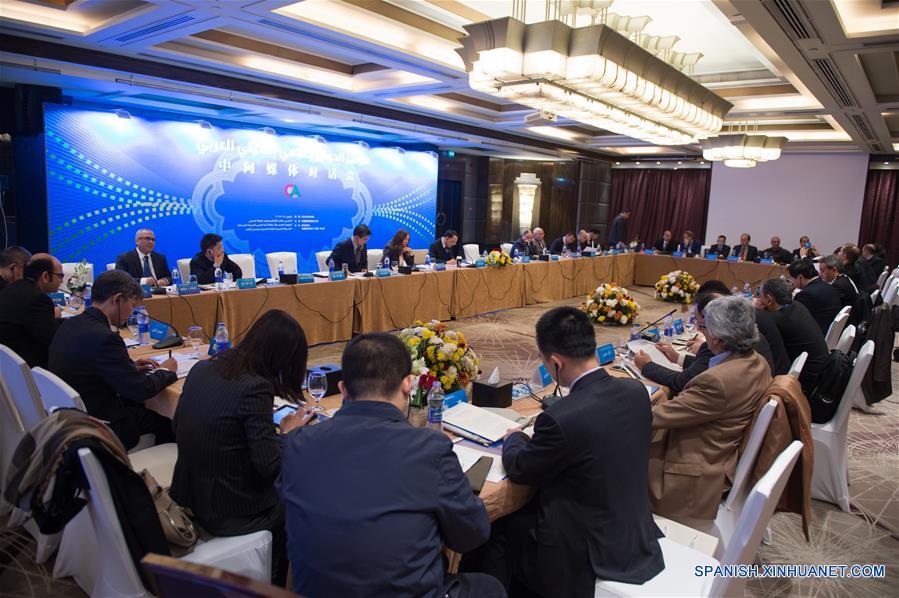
left=635, top=161, right=641, bottom=164
left=674, top=167, right=678, bottom=170
left=656, top=161, right=661, bottom=164
left=700, top=161, right=705, bottom=164
left=677, top=161, right=683, bottom=165
left=615, top=161, right=620, bottom=165
left=886, top=162, right=890, bottom=165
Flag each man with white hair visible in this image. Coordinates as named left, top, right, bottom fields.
left=648, top=295, right=772, bottom=522
left=115, top=228, right=171, bottom=286
left=531, top=227, right=547, bottom=254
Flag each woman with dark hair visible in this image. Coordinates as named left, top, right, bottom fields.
left=383, top=229, right=415, bottom=267
left=170, top=309, right=311, bottom=585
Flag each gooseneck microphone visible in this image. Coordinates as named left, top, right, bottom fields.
left=637, top=309, right=677, bottom=335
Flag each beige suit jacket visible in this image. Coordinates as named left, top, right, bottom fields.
left=648, top=350, right=772, bottom=520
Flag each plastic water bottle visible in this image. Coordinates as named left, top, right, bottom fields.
left=742, top=282, right=752, bottom=299
left=427, top=382, right=445, bottom=431
left=383, top=256, right=390, bottom=270
left=211, top=321, right=231, bottom=354
left=83, top=283, right=92, bottom=309
left=425, top=254, right=431, bottom=269
left=136, top=307, right=149, bottom=345
left=171, top=268, right=181, bottom=286
left=731, top=284, right=739, bottom=296
left=512, top=247, right=519, bottom=262
left=214, top=267, right=223, bottom=291
left=630, top=322, right=641, bottom=341
left=328, top=258, right=335, bottom=275
left=639, top=242, right=645, bottom=252
left=277, top=261, right=285, bottom=283
left=663, top=315, right=675, bottom=344
left=481, top=250, right=488, bottom=260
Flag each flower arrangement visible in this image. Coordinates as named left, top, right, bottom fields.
left=485, top=250, right=512, bottom=267
left=397, top=320, right=480, bottom=408
left=581, top=283, right=640, bottom=325
left=65, top=260, right=90, bottom=294
left=654, top=270, right=700, bottom=304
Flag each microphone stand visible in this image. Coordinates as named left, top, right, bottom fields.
left=636, top=309, right=677, bottom=335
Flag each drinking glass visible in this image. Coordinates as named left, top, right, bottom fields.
left=616, top=337, right=628, bottom=363
left=127, top=314, right=140, bottom=339
left=187, top=326, right=204, bottom=357
left=685, top=307, right=697, bottom=335
left=307, top=371, right=328, bottom=413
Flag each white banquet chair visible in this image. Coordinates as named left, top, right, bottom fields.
left=835, top=325, right=856, bottom=354
left=786, top=352, right=807, bottom=380
left=315, top=251, right=331, bottom=272
left=72, top=448, right=273, bottom=597
left=0, top=344, right=45, bottom=431
left=883, top=278, right=898, bottom=305
left=811, top=341, right=874, bottom=511
left=31, top=367, right=85, bottom=414
left=875, top=267, right=889, bottom=290
left=824, top=306, right=851, bottom=352
left=462, top=244, right=480, bottom=263
left=176, top=258, right=191, bottom=283
left=367, top=248, right=384, bottom=271
left=595, top=441, right=802, bottom=598
left=265, top=252, right=297, bottom=277
left=500, top=242, right=513, bottom=255
left=228, top=254, right=256, bottom=280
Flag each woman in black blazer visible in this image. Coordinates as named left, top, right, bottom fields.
left=383, top=228, right=415, bottom=267
left=170, top=309, right=311, bottom=584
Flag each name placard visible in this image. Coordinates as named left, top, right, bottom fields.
left=176, top=282, right=200, bottom=295
left=49, top=292, right=66, bottom=307
left=444, top=389, right=467, bottom=410
left=236, top=278, right=257, bottom=289
left=537, top=364, right=553, bottom=387
left=149, top=321, right=171, bottom=341
left=521, top=256, right=531, bottom=263
left=596, top=343, right=616, bottom=365
left=140, top=284, right=153, bottom=298
left=759, top=258, right=774, bottom=264
left=376, top=268, right=391, bottom=278
left=475, top=258, right=486, bottom=268
left=674, top=319, right=685, bottom=335
left=550, top=255, right=560, bottom=261
left=706, top=254, right=718, bottom=260
left=328, top=271, right=347, bottom=281
left=727, top=256, right=739, bottom=262
left=643, top=249, right=654, bottom=254
left=672, top=251, right=685, bottom=257
left=434, top=262, right=447, bottom=271
left=297, top=273, right=314, bottom=284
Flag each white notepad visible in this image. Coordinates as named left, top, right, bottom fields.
left=150, top=352, right=199, bottom=379
left=627, top=339, right=683, bottom=372
left=443, top=402, right=515, bottom=445
left=452, top=444, right=507, bottom=483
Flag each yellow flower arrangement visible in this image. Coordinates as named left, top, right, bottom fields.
left=580, top=282, right=640, bottom=326
left=485, top=250, right=512, bottom=267
left=654, top=270, right=700, bottom=304
left=397, top=320, right=480, bottom=407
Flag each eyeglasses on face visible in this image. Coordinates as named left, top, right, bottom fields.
left=52, top=271, right=65, bottom=279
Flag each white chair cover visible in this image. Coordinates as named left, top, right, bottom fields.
left=824, top=306, right=851, bottom=352
left=500, top=243, right=513, bottom=255
left=75, top=448, right=273, bottom=597
left=315, top=251, right=331, bottom=272
left=883, top=278, right=899, bottom=305
left=106, top=263, right=116, bottom=271
left=129, top=443, right=178, bottom=489
left=411, top=249, right=429, bottom=265
left=177, top=258, right=191, bottom=283
left=0, top=345, right=45, bottom=430
left=835, top=325, right=855, bottom=354
left=811, top=341, right=874, bottom=511
left=787, top=352, right=807, bottom=379
left=462, top=244, right=480, bottom=263
left=31, top=367, right=86, bottom=414
left=367, top=249, right=384, bottom=271
left=0, top=376, right=25, bottom=520
left=265, top=252, right=297, bottom=277
left=228, top=254, right=256, bottom=280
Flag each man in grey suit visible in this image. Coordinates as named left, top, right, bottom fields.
left=607, top=208, right=631, bottom=246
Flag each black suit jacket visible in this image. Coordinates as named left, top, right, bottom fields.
left=653, top=239, right=677, bottom=254
left=830, top=274, right=859, bottom=319
left=281, top=400, right=488, bottom=597
left=794, top=278, right=842, bottom=334
left=847, top=260, right=875, bottom=292
left=762, top=247, right=793, bottom=264
left=549, top=237, right=575, bottom=254
left=731, top=244, right=759, bottom=261
left=608, top=214, right=627, bottom=245
left=756, top=309, right=791, bottom=375
left=188, top=252, right=243, bottom=284
left=115, top=250, right=171, bottom=284
left=865, top=256, right=886, bottom=281
left=767, top=302, right=829, bottom=396
left=383, top=245, right=415, bottom=266
left=48, top=307, right=177, bottom=449
left=707, top=243, right=730, bottom=259
left=326, top=238, right=367, bottom=272
left=428, top=239, right=460, bottom=262
left=0, top=279, right=60, bottom=368
left=511, top=238, right=537, bottom=257
left=642, top=342, right=714, bottom=395
left=678, top=240, right=702, bottom=256
left=170, top=359, right=280, bottom=525
left=0, top=274, right=9, bottom=293
left=502, top=369, right=664, bottom=596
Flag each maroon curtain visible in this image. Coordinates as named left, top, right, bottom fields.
left=608, top=169, right=711, bottom=246
left=859, top=169, right=898, bottom=266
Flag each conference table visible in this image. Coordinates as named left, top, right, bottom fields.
left=138, top=253, right=785, bottom=346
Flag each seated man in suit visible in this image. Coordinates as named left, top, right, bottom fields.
left=787, top=258, right=841, bottom=334
left=762, top=236, right=793, bottom=264
left=468, top=307, right=664, bottom=597
left=48, top=270, right=178, bottom=450
left=511, top=229, right=536, bottom=258
left=0, top=254, right=63, bottom=367
left=818, top=254, right=858, bottom=310
left=731, top=232, right=759, bottom=262
left=758, top=278, right=828, bottom=397
left=707, top=234, right=729, bottom=259
left=0, top=245, right=32, bottom=292
left=653, top=230, right=677, bottom=254
left=588, top=229, right=602, bottom=249
left=792, top=235, right=818, bottom=261
left=189, top=233, right=243, bottom=284
left=428, top=229, right=462, bottom=262
left=839, top=243, right=875, bottom=291
left=531, top=227, right=547, bottom=254
left=327, top=223, right=371, bottom=273
left=650, top=296, right=772, bottom=522
left=576, top=229, right=591, bottom=251
left=861, top=243, right=885, bottom=282
left=549, top=231, right=577, bottom=254
left=678, top=230, right=702, bottom=256
left=115, top=228, right=171, bottom=286
left=281, top=333, right=503, bottom=598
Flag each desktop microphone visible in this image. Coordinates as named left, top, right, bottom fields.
left=134, top=309, right=184, bottom=349
left=636, top=309, right=677, bottom=335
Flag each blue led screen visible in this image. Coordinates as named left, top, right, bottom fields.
left=45, top=104, right=438, bottom=276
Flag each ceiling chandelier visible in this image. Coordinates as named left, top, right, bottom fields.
left=456, top=0, right=732, bottom=146
left=701, top=132, right=787, bottom=168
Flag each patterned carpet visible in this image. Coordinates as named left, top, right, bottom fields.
left=2, top=288, right=897, bottom=596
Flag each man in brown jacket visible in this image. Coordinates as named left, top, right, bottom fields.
left=649, top=295, right=773, bottom=521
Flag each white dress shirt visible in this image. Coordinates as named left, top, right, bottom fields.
left=137, top=249, right=157, bottom=285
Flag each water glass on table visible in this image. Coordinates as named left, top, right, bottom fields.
left=307, top=371, right=328, bottom=413
left=187, top=326, right=204, bottom=357
left=616, top=337, right=629, bottom=363
left=127, top=314, right=140, bottom=339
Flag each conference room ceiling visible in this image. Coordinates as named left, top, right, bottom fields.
left=0, top=0, right=896, bottom=160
